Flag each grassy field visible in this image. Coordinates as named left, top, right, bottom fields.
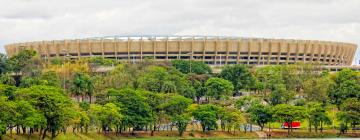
left=265, top=129, right=360, bottom=138
left=3, top=131, right=258, bottom=140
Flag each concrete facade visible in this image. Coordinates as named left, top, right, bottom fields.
left=4, top=36, right=357, bottom=66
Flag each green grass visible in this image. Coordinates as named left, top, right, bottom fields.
left=3, top=131, right=258, bottom=140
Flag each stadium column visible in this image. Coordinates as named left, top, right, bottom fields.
left=215, top=37, right=219, bottom=65
left=140, top=37, right=143, bottom=61
left=127, top=37, right=131, bottom=62
left=45, top=41, right=50, bottom=61
left=153, top=37, right=157, bottom=60
left=88, top=39, right=92, bottom=57
left=329, top=44, right=335, bottom=65
left=247, top=40, right=251, bottom=65
left=295, top=40, right=300, bottom=63
left=310, top=41, right=315, bottom=64
left=303, top=41, right=309, bottom=63
left=202, top=37, right=206, bottom=62
left=257, top=39, right=262, bottom=65
left=286, top=42, right=290, bottom=65
left=166, top=37, right=169, bottom=61
left=237, top=39, right=241, bottom=64
left=54, top=40, right=59, bottom=57
left=226, top=38, right=230, bottom=65
left=77, top=39, right=80, bottom=58
left=267, top=40, right=272, bottom=65
left=178, top=37, right=182, bottom=59
left=324, top=43, right=330, bottom=65
left=191, top=37, right=194, bottom=61
left=114, top=38, right=118, bottom=60
left=101, top=39, right=105, bottom=58
left=277, top=41, right=281, bottom=65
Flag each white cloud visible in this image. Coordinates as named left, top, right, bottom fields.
left=0, top=0, right=359, bottom=64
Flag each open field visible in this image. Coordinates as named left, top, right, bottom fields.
left=3, top=131, right=258, bottom=140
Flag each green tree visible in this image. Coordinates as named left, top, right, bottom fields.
left=272, top=104, right=307, bottom=135
left=70, top=72, right=91, bottom=102
left=306, top=102, right=331, bottom=133
left=303, top=77, right=332, bottom=103
left=192, top=104, right=219, bottom=132
left=219, top=64, right=255, bottom=92
left=187, top=73, right=209, bottom=103
left=89, top=103, right=122, bottom=133
left=172, top=114, right=191, bottom=136
left=7, top=49, right=37, bottom=73
left=205, top=77, right=234, bottom=100
left=0, top=73, right=15, bottom=86
left=171, top=60, right=212, bottom=74
left=138, top=66, right=194, bottom=97
left=110, top=88, right=152, bottom=132
left=0, top=53, right=8, bottom=74
left=338, top=98, right=360, bottom=130
left=269, top=84, right=294, bottom=105
left=161, top=94, right=192, bottom=136
left=328, top=69, right=360, bottom=109
left=16, top=85, right=74, bottom=139
left=247, top=104, right=272, bottom=131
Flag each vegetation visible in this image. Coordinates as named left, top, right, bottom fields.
left=0, top=50, right=359, bottom=139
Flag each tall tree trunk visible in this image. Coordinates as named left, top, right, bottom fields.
left=42, top=128, right=48, bottom=140
left=89, top=95, right=92, bottom=103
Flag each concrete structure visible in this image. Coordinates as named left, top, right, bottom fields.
left=4, top=36, right=357, bottom=66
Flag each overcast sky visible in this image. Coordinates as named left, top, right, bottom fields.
left=0, top=0, right=359, bottom=64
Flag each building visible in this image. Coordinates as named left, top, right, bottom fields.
left=4, top=36, right=358, bottom=66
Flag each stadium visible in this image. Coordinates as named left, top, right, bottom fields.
left=4, top=36, right=358, bottom=66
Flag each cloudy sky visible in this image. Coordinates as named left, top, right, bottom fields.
left=0, top=0, right=359, bottom=64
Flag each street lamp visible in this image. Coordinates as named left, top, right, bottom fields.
left=187, top=52, right=193, bottom=73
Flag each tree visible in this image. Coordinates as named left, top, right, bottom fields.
left=0, top=53, right=8, bottom=74
left=303, top=77, right=332, bottom=103
left=269, top=84, right=294, bottom=105
left=161, top=94, right=192, bottom=135
left=89, top=103, right=122, bottom=133
left=16, top=85, right=74, bottom=139
left=0, top=73, right=15, bottom=86
left=7, top=49, right=37, bottom=73
left=110, top=88, right=152, bottom=132
left=192, top=104, right=219, bottom=132
left=141, top=91, right=165, bottom=135
left=306, top=102, right=331, bottom=133
left=219, top=64, right=255, bottom=92
left=14, top=100, right=45, bottom=136
left=187, top=73, right=209, bottom=103
left=247, top=104, right=272, bottom=131
left=171, top=60, right=212, bottom=74
left=172, top=114, right=191, bottom=136
left=338, top=98, right=360, bottom=131
left=205, top=77, right=234, bottom=100
left=272, top=104, right=306, bottom=135
left=70, top=72, right=91, bottom=102
left=161, top=95, right=193, bottom=116
left=138, top=66, right=194, bottom=97
left=221, top=109, right=245, bottom=133
left=328, top=69, right=360, bottom=109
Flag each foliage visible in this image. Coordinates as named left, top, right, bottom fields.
left=328, top=69, right=360, bottom=109
left=272, top=104, right=307, bottom=135
left=205, top=77, right=234, bottom=100
left=171, top=59, right=212, bottom=74
left=16, top=85, right=74, bottom=138
left=219, top=64, right=255, bottom=91
left=89, top=57, right=119, bottom=66
left=109, top=88, right=152, bottom=131
left=192, top=104, right=220, bottom=132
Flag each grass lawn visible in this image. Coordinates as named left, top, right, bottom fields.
left=264, top=129, right=360, bottom=138
left=3, top=131, right=258, bottom=140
